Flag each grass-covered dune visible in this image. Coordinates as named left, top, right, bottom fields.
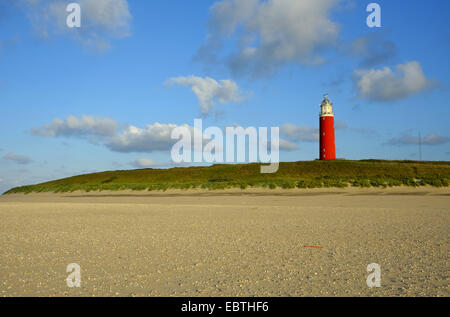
left=4, top=160, right=450, bottom=194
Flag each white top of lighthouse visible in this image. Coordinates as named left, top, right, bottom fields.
left=320, top=94, right=334, bottom=117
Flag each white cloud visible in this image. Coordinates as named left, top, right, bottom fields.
left=167, top=76, right=245, bottom=115
left=0, top=178, right=3, bottom=183
left=197, top=0, right=342, bottom=77
left=31, top=115, right=120, bottom=138
left=423, top=134, right=449, bottom=145
left=280, top=123, right=319, bottom=142
left=130, top=158, right=162, bottom=168
left=3, top=152, right=33, bottom=165
left=106, top=123, right=188, bottom=153
left=33, top=115, right=302, bottom=154
left=18, top=0, right=132, bottom=52
left=353, top=61, right=436, bottom=101
left=32, top=115, right=204, bottom=154
left=278, top=139, right=300, bottom=151
left=79, top=0, right=131, bottom=36
left=230, top=123, right=298, bottom=152
left=388, top=133, right=449, bottom=146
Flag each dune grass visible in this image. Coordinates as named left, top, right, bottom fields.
left=4, top=160, right=450, bottom=194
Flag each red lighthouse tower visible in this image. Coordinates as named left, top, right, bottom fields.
left=319, top=94, right=336, bottom=160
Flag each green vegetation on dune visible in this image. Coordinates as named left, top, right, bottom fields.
left=4, top=160, right=450, bottom=194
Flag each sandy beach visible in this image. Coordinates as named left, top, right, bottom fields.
left=0, top=187, right=448, bottom=297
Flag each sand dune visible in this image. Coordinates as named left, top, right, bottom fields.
left=0, top=187, right=448, bottom=296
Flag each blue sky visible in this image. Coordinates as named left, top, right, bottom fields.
left=0, top=0, right=449, bottom=193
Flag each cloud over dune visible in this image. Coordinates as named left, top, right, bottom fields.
left=32, top=115, right=185, bottom=153
left=387, top=133, right=449, bottom=146
left=31, top=115, right=120, bottom=138
left=130, top=158, right=162, bottom=168
left=281, top=123, right=320, bottom=143
left=32, top=115, right=301, bottom=154
left=106, top=123, right=189, bottom=153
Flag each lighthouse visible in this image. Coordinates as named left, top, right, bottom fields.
left=319, top=94, right=336, bottom=160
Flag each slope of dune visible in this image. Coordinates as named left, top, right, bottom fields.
left=4, top=160, right=450, bottom=194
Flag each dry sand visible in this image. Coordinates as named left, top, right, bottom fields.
left=0, top=187, right=448, bottom=297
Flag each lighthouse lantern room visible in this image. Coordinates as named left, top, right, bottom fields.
left=319, top=94, right=336, bottom=160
